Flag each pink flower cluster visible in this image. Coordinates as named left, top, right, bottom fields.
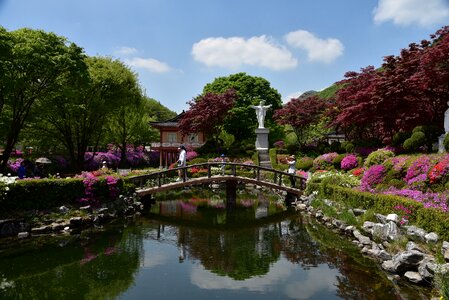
left=384, top=188, right=448, bottom=212
left=360, top=165, right=386, bottom=192
left=313, top=152, right=338, bottom=170
left=404, top=155, right=432, bottom=189
left=341, top=154, right=358, bottom=170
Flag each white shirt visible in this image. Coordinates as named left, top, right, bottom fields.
left=287, top=159, right=296, bottom=174
left=178, top=149, right=186, bottom=166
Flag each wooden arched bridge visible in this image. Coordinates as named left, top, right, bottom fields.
left=127, top=162, right=306, bottom=201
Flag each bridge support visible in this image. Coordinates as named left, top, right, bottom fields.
left=226, top=180, right=237, bottom=210
left=285, top=192, right=297, bottom=206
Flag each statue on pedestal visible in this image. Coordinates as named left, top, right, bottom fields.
left=251, top=100, right=271, bottom=128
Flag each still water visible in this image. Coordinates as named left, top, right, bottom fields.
left=0, top=189, right=430, bottom=299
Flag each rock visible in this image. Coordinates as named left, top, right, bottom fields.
left=382, top=260, right=396, bottom=273
left=418, top=257, right=436, bottom=282
left=31, top=225, right=52, bottom=234
left=17, top=232, right=29, bottom=239
left=353, top=230, right=372, bottom=245
left=375, top=213, right=387, bottom=224
left=442, top=241, right=449, bottom=262
left=404, top=271, right=423, bottom=284
left=406, top=241, right=423, bottom=252
left=390, top=250, right=426, bottom=275
left=425, top=232, right=439, bottom=244
left=51, top=223, right=65, bottom=231
left=353, top=208, right=366, bottom=216
left=80, top=205, right=91, bottom=211
left=386, top=214, right=399, bottom=223
left=69, top=217, right=83, bottom=228
left=405, top=225, right=427, bottom=242
left=0, top=220, right=31, bottom=237
left=59, top=206, right=70, bottom=213
left=362, top=221, right=375, bottom=231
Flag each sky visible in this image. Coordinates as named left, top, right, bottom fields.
left=0, top=0, right=448, bottom=114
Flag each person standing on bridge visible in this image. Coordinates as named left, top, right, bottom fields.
left=287, top=155, right=296, bottom=187
left=177, top=145, right=187, bottom=181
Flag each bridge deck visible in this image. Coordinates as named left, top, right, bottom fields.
left=136, top=175, right=303, bottom=197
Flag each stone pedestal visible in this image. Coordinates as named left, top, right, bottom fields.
left=439, top=133, right=446, bottom=153
left=255, top=128, right=269, bottom=150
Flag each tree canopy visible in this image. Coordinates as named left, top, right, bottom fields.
left=202, top=73, right=283, bottom=141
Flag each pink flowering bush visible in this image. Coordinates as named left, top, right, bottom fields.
left=76, top=171, right=121, bottom=206
left=360, top=165, right=386, bottom=192
left=341, top=154, right=358, bottom=170
left=384, top=188, right=448, bottom=212
left=274, top=140, right=285, bottom=149
left=313, top=152, right=338, bottom=170
left=404, top=155, right=434, bottom=190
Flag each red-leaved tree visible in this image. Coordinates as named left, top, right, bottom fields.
left=274, top=95, right=327, bottom=148
left=179, top=89, right=236, bottom=141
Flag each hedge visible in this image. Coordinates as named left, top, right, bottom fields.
left=310, top=183, right=449, bottom=241
left=1, top=177, right=129, bottom=213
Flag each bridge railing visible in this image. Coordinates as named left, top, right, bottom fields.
left=126, top=162, right=306, bottom=190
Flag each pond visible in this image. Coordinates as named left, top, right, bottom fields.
left=0, top=187, right=431, bottom=299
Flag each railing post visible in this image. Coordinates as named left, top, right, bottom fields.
left=158, top=172, right=162, bottom=187
left=207, top=164, right=211, bottom=178
left=183, top=167, right=187, bottom=182
left=232, top=164, right=236, bottom=176
left=257, top=168, right=260, bottom=181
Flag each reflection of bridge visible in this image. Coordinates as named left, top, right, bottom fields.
left=128, top=162, right=306, bottom=200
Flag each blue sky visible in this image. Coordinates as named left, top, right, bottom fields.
left=1, top=0, right=448, bottom=113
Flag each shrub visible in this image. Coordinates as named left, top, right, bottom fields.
left=364, top=148, right=395, bottom=168
left=341, top=141, right=355, bottom=153
left=403, top=131, right=426, bottom=152
left=313, top=152, right=338, bottom=170
left=189, top=157, right=208, bottom=165
left=341, top=154, right=358, bottom=170
left=332, top=154, right=346, bottom=169
left=392, top=131, right=412, bottom=146
left=404, top=155, right=434, bottom=190
left=330, top=141, right=343, bottom=153
left=444, top=134, right=449, bottom=152
left=297, top=157, right=314, bottom=171
left=360, top=164, right=386, bottom=192
left=428, top=155, right=449, bottom=184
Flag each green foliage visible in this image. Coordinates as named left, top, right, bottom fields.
left=316, top=83, right=341, bottom=99
left=202, top=72, right=282, bottom=141
left=364, top=148, right=395, bottom=167
left=403, top=131, right=426, bottom=152
left=189, top=157, right=208, bottom=165
left=2, top=178, right=85, bottom=211
left=332, top=154, right=346, bottom=169
left=392, top=131, right=412, bottom=146
left=297, top=157, right=313, bottom=171
left=330, top=141, right=343, bottom=153
left=341, top=141, right=355, bottom=153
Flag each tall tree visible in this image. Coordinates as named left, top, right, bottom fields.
left=0, top=27, right=87, bottom=171
left=274, top=95, right=328, bottom=148
left=178, top=89, right=236, bottom=142
left=36, top=56, right=141, bottom=171
left=202, top=73, right=283, bottom=141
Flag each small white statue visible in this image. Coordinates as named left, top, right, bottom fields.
left=251, top=100, right=271, bottom=128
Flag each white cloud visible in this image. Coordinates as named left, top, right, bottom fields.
left=125, top=57, right=172, bottom=73
left=373, top=0, right=449, bottom=27
left=115, top=46, right=138, bottom=56
left=191, top=35, right=298, bottom=71
left=285, top=30, right=344, bottom=64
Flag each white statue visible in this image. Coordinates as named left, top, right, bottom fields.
left=445, top=101, right=449, bottom=133
left=251, top=100, right=271, bottom=128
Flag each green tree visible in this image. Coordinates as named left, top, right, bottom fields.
left=35, top=56, right=141, bottom=171
left=202, top=73, right=283, bottom=141
left=0, top=27, right=87, bottom=171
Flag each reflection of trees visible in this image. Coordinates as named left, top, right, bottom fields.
left=0, top=225, right=144, bottom=299
left=181, top=223, right=281, bottom=280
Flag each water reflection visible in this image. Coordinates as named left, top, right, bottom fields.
left=0, top=191, right=429, bottom=299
